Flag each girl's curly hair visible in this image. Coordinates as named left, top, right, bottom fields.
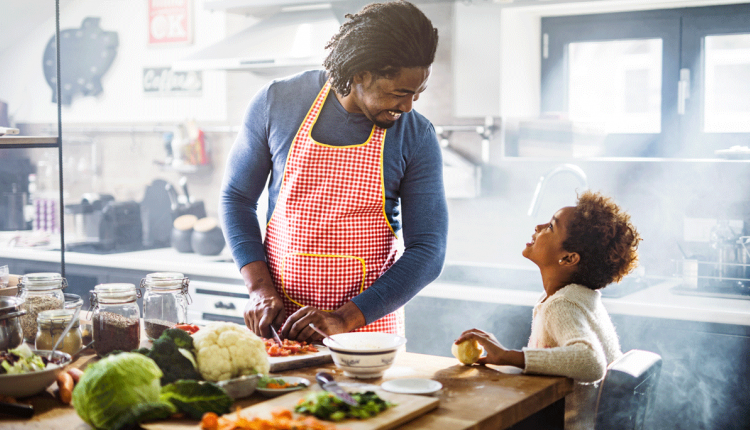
left=563, top=191, right=642, bottom=290
left=323, top=1, right=438, bottom=96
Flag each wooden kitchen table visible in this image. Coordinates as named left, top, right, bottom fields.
left=1, top=348, right=573, bottom=430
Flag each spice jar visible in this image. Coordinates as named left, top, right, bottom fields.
left=17, top=273, right=66, bottom=342
left=141, top=272, right=191, bottom=340
left=90, top=283, right=141, bottom=357
left=35, top=309, right=82, bottom=355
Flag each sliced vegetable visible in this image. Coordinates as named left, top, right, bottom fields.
left=173, top=324, right=200, bottom=334
left=200, top=408, right=338, bottom=430
left=0, top=343, right=59, bottom=374
left=258, top=376, right=301, bottom=389
left=294, top=391, right=395, bottom=422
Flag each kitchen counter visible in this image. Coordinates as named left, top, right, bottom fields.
left=2, top=246, right=749, bottom=326
left=422, top=278, right=750, bottom=327
left=3, top=343, right=572, bottom=430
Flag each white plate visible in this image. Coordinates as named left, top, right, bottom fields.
left=256, top=376, right=310, bottom=397
left=381, top=378, right=442, bottom=395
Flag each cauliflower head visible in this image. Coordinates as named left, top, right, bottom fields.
left=191, top=322, right=269, bottom=382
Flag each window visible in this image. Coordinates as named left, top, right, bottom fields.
left=542, top=4, right=750, bottom=158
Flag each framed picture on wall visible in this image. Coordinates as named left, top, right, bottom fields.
left=148, top=0, right=193, bottom=46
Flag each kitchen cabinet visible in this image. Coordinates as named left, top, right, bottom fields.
left=612, top=314, right=750, bottom=430
left=405, top=295, right=750, bottom=430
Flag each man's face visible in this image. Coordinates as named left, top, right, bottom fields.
left=348, top=67, right=431, bottom=129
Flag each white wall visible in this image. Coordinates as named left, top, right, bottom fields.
left=0, top=0, right=228, bottom=124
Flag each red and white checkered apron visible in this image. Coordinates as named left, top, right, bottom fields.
left=264, top=81, right=404, bottom=335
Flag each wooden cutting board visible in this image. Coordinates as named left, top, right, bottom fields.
left=268, top=345, right=333, bottom=372
left=145, top=388, right=439, bottom=430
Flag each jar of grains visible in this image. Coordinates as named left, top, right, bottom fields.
left=141, top=272, right=191, bottom=340
left=35, top=309, right=82, bottom=355
left=90, top=283, right=141, bottom=357
left=17, top=273, right=66, bottom=342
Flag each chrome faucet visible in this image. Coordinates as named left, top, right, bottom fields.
left=527, top=164, right=588, bottom=217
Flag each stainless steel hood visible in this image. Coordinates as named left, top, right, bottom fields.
left=171, top=8, right=341, bottom=71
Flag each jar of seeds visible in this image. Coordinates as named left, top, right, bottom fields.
left=141, top=272, right=191, bottom=340
left=17, top=273, right=66, bottom=342
left=90, top=283, right=141, bottom=357
left=35, top=309, right=82, bottom=355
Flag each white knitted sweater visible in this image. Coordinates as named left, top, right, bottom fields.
left=522, top=284, right=623, bottom=430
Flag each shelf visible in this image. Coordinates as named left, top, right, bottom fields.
left=0, top=136, right=60, bottom=149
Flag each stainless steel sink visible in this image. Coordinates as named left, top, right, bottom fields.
left=436, top=263, right=651, bottom=298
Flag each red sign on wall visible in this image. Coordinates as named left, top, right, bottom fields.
left=148, top=0, right=192, bottom=45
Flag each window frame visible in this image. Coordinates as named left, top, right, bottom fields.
left=541, top=4, right=750, bottom=158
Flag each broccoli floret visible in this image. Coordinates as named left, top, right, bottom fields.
left=147, top=335, right=201, bottom=384
left=161, top=328, right=194, bottom=350
left=132, top=347, right=151, bottom=356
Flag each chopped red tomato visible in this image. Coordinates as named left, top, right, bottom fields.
left=262, top=338, right=318, bottom=356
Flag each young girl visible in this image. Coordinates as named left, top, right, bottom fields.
left=455, top=190, right=641, bottom=430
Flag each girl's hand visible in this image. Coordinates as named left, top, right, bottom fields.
left=455, top=328, right=508, bottom=366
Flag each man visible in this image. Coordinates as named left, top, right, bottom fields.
left=220, top=0, right=447, bottom=342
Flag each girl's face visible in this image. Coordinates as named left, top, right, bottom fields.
left=522, top=206, right=575, bottom=267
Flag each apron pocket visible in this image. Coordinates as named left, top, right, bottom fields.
left=281, top=253, right=366, bottom=311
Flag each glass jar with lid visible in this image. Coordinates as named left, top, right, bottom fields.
left=141, top=272, right=191, bottom=340
left=17, top=273, right=66, bottom=342
left=35, top=309, right=82, bottom=356
left=90, top=283, right=141, bottom=357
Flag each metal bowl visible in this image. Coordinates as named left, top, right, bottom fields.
left=215, top=374, right=260, bottom=399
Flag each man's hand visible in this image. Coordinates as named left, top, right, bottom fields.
left=241, top=261, right=285, bottom=339
left=281, top=301, right=366, bottom=342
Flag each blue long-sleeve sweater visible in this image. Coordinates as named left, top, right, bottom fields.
left=219, top=70, right=448, bottom=324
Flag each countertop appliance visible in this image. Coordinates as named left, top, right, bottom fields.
left=99, top=200, right=143, bottom=251
left=64, top=194, right=114, bottom=242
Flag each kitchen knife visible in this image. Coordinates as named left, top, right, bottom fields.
left=316, top=371, right=358, bottom=406
left=0, top=401, right=34, bottom=418
left=269, top=325, right=283, bottom=347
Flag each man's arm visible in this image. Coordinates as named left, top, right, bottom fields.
left=350, top=123, right=448, bottom=323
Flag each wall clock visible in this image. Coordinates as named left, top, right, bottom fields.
left=43, top=17, right=119, bottom=106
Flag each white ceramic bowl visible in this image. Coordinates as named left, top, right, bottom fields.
left=0, top=350, right=71, bottom=398
left=322, top=332, right=407, bottom=379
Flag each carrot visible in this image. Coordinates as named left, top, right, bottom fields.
left=56, top=370, right=74, bottom=404
left=200, top=412, right=219, bottom=430
left=67, top=367, right=84, bottom=384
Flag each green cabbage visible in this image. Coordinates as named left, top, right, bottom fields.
left=72, top=352, right=165, bottom=429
